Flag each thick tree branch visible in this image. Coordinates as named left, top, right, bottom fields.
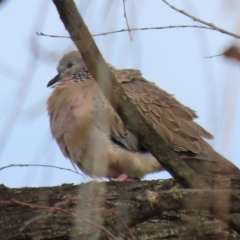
left=1, top=178, right=240, bottom=239
left=52, top=0, right=209, bottom=189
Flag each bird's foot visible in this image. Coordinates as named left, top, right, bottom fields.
left=110, top=173, right=140, bottom=181
left=110, top=173, right=129, bottom=181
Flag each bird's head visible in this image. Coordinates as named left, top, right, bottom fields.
left=47, top=51, right=86, bottom=88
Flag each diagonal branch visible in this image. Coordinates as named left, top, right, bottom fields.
left=162, top=0, right=240, bottom=39
left=52, top=0, right=210, bottom=189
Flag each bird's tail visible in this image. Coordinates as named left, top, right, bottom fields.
left=185, top=151, right=240, bottom=175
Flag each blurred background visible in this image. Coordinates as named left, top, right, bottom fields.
left=0, top=0, right=239, bottom=187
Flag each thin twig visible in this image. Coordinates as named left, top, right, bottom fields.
left=205, top=47, right=240, bottom=59
left=36, top=32, right=69, bottom=38
left=205, top=53, right=226, bottom=59
left=122, top=0, right=132, bottom=40
left=92, top=25, right=214, bottom=36
left=0, top=163, right=84, bottom=177
left=162, top=0, right=240, bottom=39
left=37, top=25, right=214, bottom=39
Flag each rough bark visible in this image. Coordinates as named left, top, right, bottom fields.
left=1, top=176, right=240, bottom=240
left=52, top=0, right=210, bottom=189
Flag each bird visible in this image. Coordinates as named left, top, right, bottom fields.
left=47, top=51, right=239, bottom=180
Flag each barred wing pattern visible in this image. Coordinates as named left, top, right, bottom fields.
left=109, top=68, right=239, bottom=175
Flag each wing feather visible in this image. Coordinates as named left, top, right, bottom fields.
left=110, top=68, right=213, bottom=161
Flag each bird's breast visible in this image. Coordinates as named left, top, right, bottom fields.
left=47, top=83, right=95, bottom=137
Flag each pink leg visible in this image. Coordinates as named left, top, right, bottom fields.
left=111, top=173, right=128, bottom=181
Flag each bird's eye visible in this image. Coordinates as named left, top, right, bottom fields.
left=67, top=63, right=73, bottom=68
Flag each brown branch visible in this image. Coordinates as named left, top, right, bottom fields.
left=162, top=0, right=240, bottom=39
left=224, top=45, right=240, bottom=62
left=52, top=0, right=209, bottom=189
left=2, top=179, right=240, bottom=239
left=7, top=188, right=240, bottom=235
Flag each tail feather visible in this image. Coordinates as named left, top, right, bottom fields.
left=185, top=151, right=240, bottom=175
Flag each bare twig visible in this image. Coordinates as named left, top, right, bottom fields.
left=92, top=25, right=213, bottom=36
left=0, top=163, right=84, bottom=176
left=205, top=53, right=226, bottom=59
left=162, top=0, right=240, bottom=39
left=36, top=25, right=214, bottom=39
left=122, top=0, right=132, bottom=40
left=36, top=32, right=69, bottom=38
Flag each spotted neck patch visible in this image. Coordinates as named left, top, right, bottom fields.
left=72, top=68, right=91, bottom=82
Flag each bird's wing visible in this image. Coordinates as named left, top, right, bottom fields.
left=108, top=105, right=140, bottom=151
left=110, top=68, right=215, bottom=162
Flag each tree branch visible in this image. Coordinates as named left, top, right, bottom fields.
left=162, top=0, right=240, bottom=39
left=1, top=178, right=240, bottom=239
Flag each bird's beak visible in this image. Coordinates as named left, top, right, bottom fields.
left=47, top=74, right=61, bottom=87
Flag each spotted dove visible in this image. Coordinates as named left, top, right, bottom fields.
left=47, top=51, right=239, bottom=180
